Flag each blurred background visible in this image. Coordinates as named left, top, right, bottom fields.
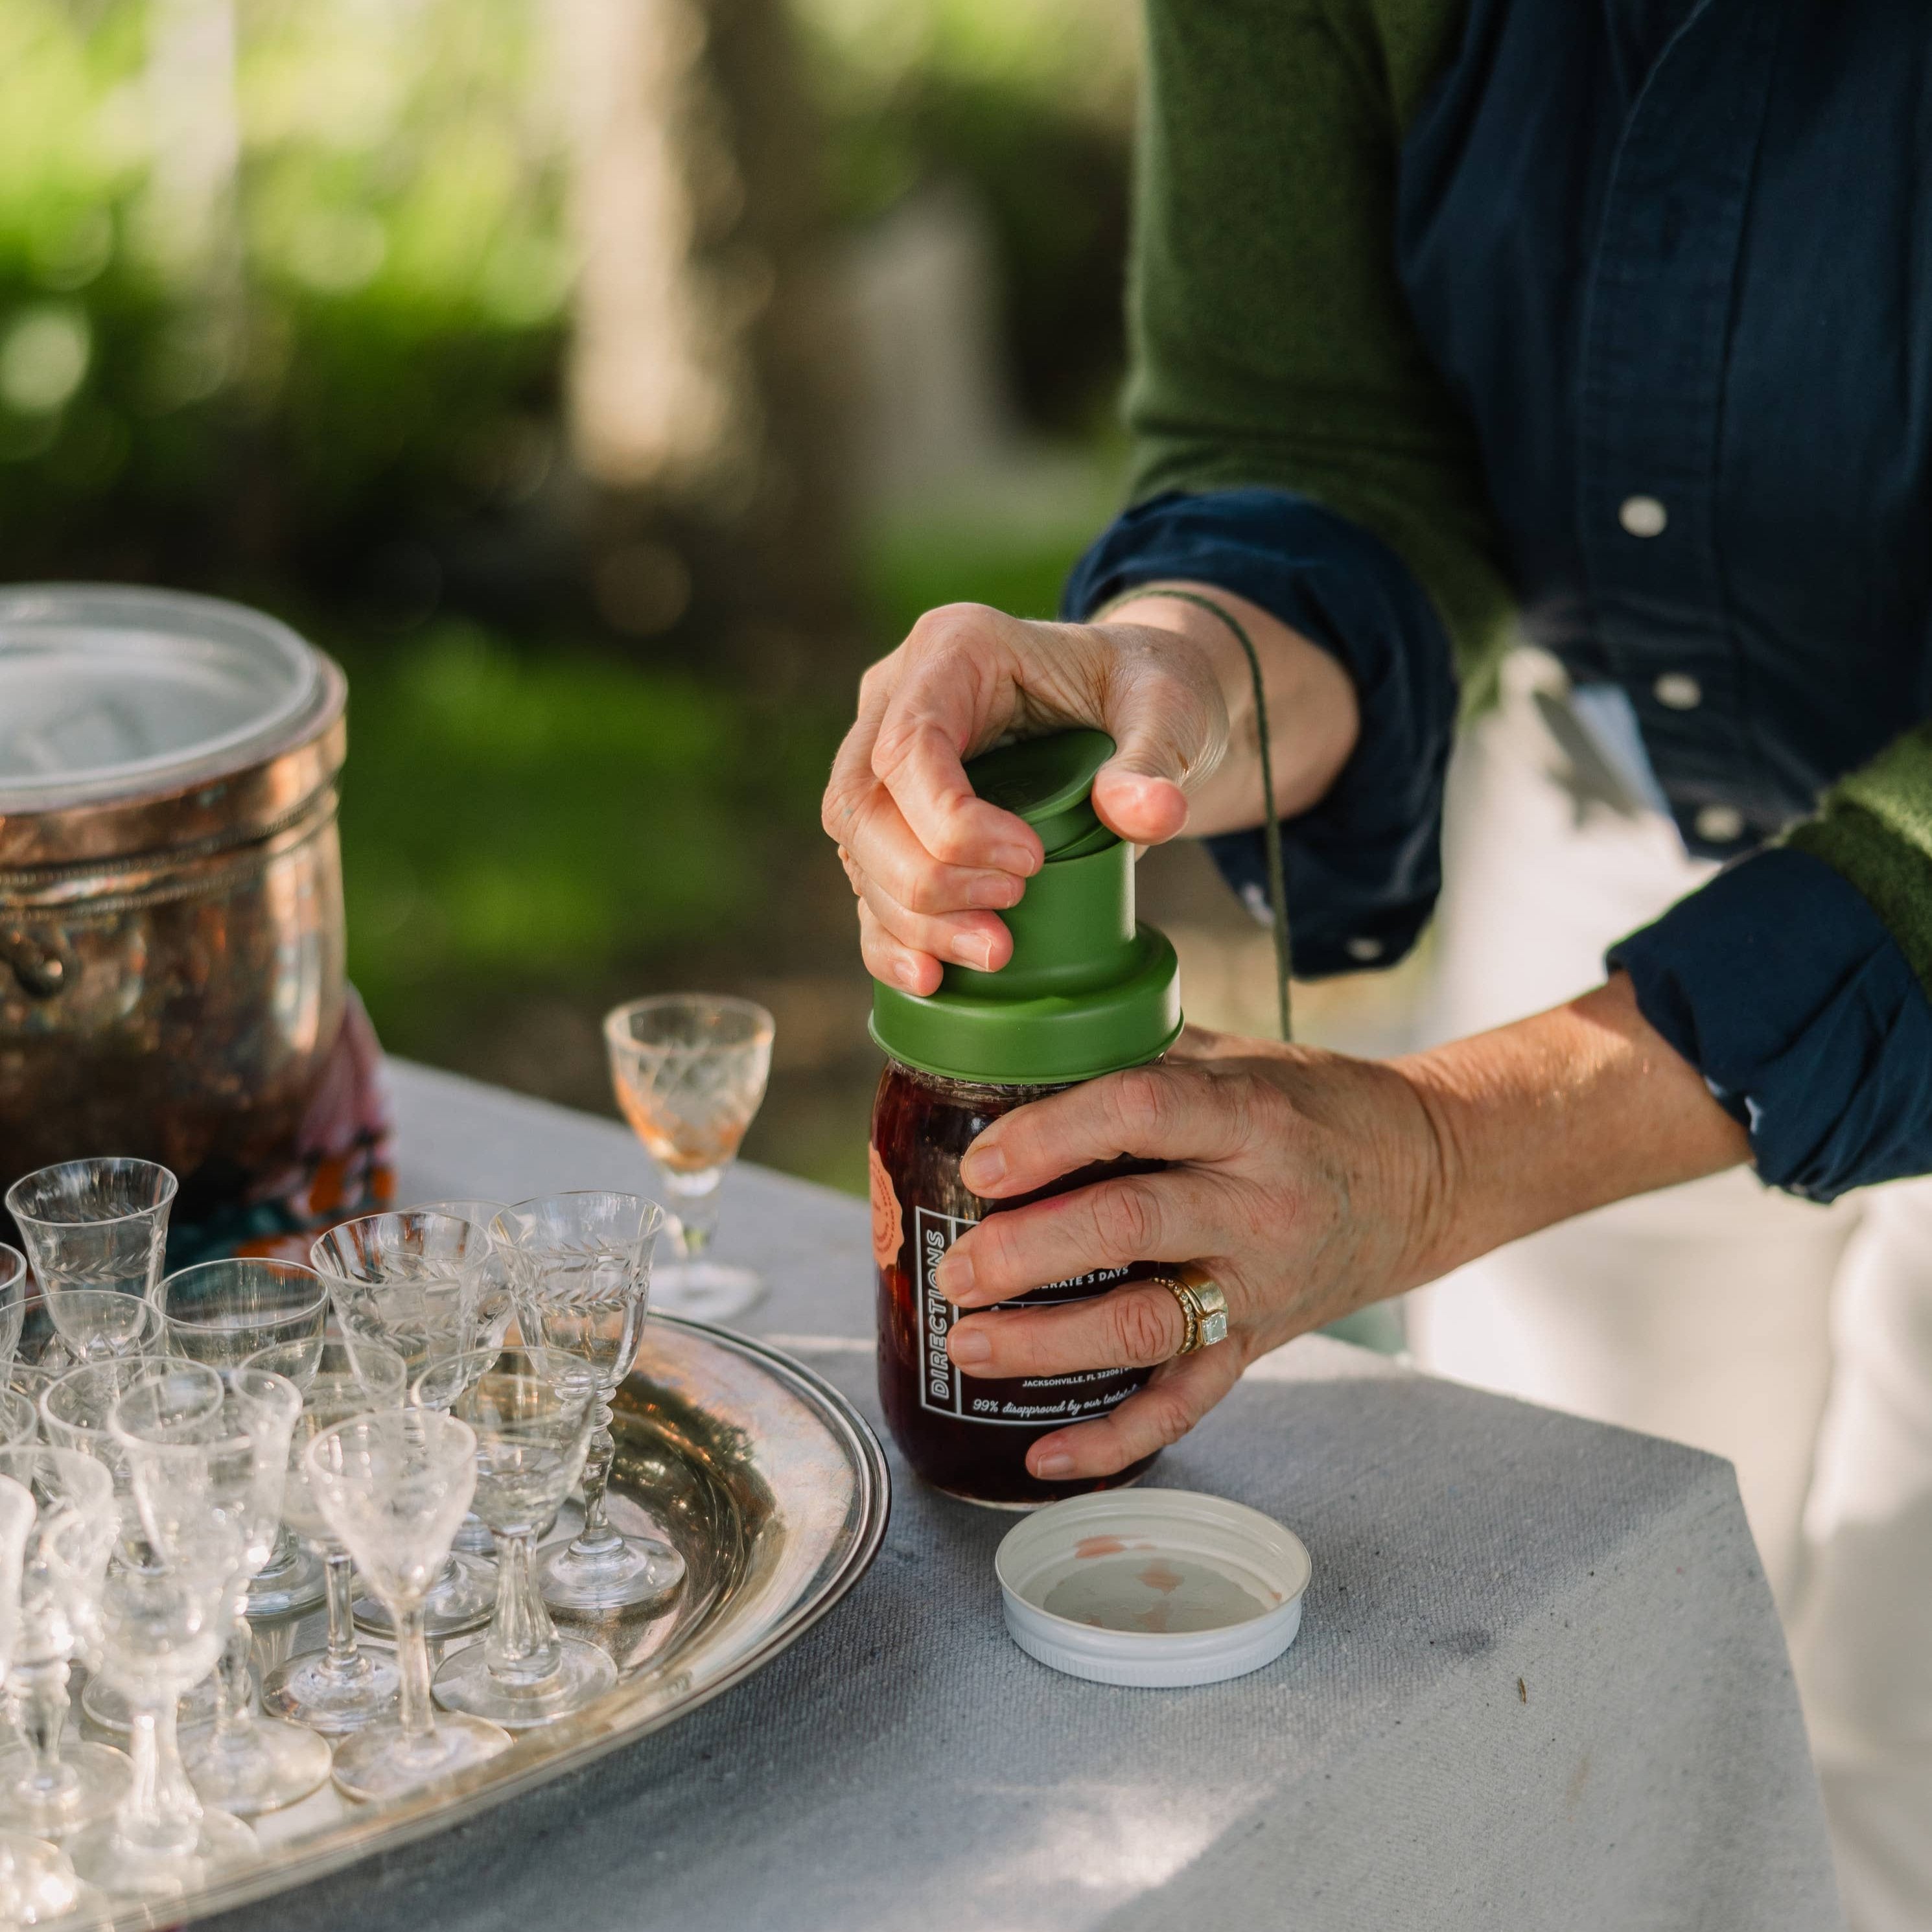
left=1, top=0, right=1418, bottom=1198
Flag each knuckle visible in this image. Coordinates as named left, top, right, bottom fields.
left=1143, top=1388, right=1196, bottom=1448
left=1101, top=1180, right=1162, bottom=1256
left=1109, top=1291, right=1178, bottom=1367
left=1107, top=1066, right=1175, bottom=1144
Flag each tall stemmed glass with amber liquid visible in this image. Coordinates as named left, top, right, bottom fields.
left=603, top=995, right=774, bottom=1322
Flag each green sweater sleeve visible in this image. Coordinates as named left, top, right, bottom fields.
left=1786, top=730, right=1932, bottom=1001
left=1124, top=0, right=1516, bottom=697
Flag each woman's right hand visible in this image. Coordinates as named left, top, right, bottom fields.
left=822, top=589, right=1358, bottom=995
left=822, top=601, right=1231, bottom=994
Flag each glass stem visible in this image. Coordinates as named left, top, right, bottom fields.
left=393, top=1603, right=436, bottom=1743
left=213, top=1604, right=254, bottom=1741
left=121, top=1701, right=202, bottom=1856
left=667, top=1169, right=723, bottom=1257
left=485, top=1532, right=560, bottom=1683
left=10, top=1660, right=76, bottom=1801
left=321, top=1548, right=367, bottom=1679
left=572, top=1405, right=622, bottom=1556
left=255, top=1524, right=301, bottom=1587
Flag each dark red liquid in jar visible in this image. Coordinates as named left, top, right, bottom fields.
left=872, top=1056, right=1162, bottom=1507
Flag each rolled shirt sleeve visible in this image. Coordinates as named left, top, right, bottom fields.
left=1608, top=848, right=1932, bottom=1201
left=1062, top=487, right=1460, bottom=977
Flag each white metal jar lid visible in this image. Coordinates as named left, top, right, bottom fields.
left=0, top=583, right=320, bottom=811
left=995, top=1488, right=1312, bottom=1688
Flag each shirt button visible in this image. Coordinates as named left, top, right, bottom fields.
left=1345, top=937, right=1384, bottom=964
left=1618, top=495, right=1669, bottom=538
left=1694, top=804, right=1745, bottom=843
left=1653, top=671, right=1701, bottom=710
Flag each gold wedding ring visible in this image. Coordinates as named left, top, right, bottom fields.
left=1156, top=1270, right=1230, bottom=1357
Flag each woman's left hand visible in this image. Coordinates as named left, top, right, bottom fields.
left=931, top=1025, right=1448, bottom=1482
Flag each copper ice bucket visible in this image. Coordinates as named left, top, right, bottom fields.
left=0, top=586, right=348, bottom=1230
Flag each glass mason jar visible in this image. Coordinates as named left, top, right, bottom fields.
left=872, top=1056, right=1165, bottom=1507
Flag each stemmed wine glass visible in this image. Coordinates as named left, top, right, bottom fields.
left=306, top=1409, right=513, bottom=1800
left=154, top=1258, right=330, bottom=1618
left=498, top=1192, right=682, bottom=1610
left=0, top=1471, right=88, bottom=1926
left=60, top=1522, right=259, bottom=1899
left=0, top=1446, right=125, bottom=1836
left=5, top=1159, right=177, bottom=1360
left=244, top=1336, right=408, bottom=1735
left=605, top=995, right=773, bottom=1321
left=111, top=1361, right=329, bottom=1817
left=415, top=1347, right=611, bottom=1726
left=310, top=1211, right=498, bottom=1637
left=415, top=1200, right=517, bottom=1559
left=40, top=1358, right=224, bottom=1739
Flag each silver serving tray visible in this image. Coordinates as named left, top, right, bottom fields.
left=83, top=1316, right=889, bottom=1931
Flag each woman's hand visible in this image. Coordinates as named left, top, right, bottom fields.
left=822, top=590, right=1358, bottom=995
left=933, top=977, right=1751, bottom=1482
left=931, top=1026, right=1445, bottom=1480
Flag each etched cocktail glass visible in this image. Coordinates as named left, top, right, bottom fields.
left=604, top=995, right=773, bottom=1321
left=416, top=1347, right=610, bottom=1726
left=0, top=1446, right=124, bottom=1837
left=500, top=1192, right=681, bottom=1611
left=155, top=1258, right=329, bottom=1618
left=306, top=1409, right=512, bottom=1800
left=310, top=1211, right=498, bottom=1637
left=245, top=1336, right=407, bottom=1735
left=0, top=1471, right=88, bottom=1924
left=112, top=1360, right=327, bottom=1817
left=5, top=1159, right=176, bottom=1362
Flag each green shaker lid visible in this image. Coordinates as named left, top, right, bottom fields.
left=870, top=730, right=1182, bottom=1084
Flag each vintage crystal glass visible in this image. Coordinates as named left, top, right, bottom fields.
left=40, top=1358, right=221, bottom=1737
left=415, top=1202, right=517, bottom=1558
left=310, top=1210, right=497, bottom=1637
left=416, top=1348, right=611, bottom=1726
left=604, top=995, right=774, bottom=1321
left=5, top=1159, right=177, bottom=1360
left=112, top=1361, right=329, bottom=1816
left=34, top=1288, right=164, bottom=1364
left=0, top=1471, right=88, bottom=1925
left=502, top=1191, right=682, bottom=1610
left=61, top=1516, right=258, bottom=1899
left=245, top=1335, right=408, bottom=1735
left=0, top=1244, right=25, bottom=1371
left=155, top=1258, right=330, bottom=1618
left=305, top=1409, right=513, bottom=1800
left=0, top=1388, right=37, bottom=1445
left=0, top=1446, right=126, bottom=1836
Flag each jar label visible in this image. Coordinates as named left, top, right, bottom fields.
left=868, top=1143, right=904, bottom=1272
left=913, top=1205, right=1142, bottom=1426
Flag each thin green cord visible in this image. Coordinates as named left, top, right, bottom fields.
left=1090, top=584, right=1294, bottom=1042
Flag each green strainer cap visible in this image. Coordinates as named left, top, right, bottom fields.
left=870, top=730, right=1183, bottom=1084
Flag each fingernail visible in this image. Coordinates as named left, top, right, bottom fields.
left=996, top=845, right=1041, bottom=878
left=949, top=1327, right=991, bottom=1367
left=960, top=1144, right=1006, bottom=1191
left=957, top=935, right=995, bottom=971
left=934, top=1250, right=974, bottom=1298
left=892, top=959, right=918, bottom=988
left=1033, top=1450, right=1074, bottom=1478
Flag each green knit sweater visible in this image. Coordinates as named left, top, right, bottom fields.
left=1122, top=0, right=1932, bottom=997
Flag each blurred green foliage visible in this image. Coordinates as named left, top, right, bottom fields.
left=797, top=0, right=1137, bottom=430
left=0, top=0, right=566, bottom=586
left=331, top=622, right=842, bottom=1036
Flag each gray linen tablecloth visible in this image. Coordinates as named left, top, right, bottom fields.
left=206, top=1060, right=1843, bottom=1932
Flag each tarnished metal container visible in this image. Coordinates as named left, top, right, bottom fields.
left=0, top=585, right=348, bottom=1231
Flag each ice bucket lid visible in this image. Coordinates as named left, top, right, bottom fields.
left=0, top=585, right=345, bottom=869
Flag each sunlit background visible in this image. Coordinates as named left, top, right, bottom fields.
left=2, top=0, right=1414, bottom=1199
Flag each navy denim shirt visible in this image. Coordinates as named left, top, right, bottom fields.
left=1065, top=0, right=1932, bottom=1200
